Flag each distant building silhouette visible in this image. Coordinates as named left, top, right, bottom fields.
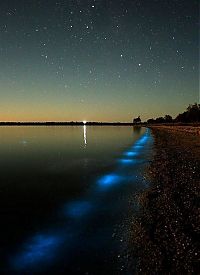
left=133, top=116, right=141, bottom=124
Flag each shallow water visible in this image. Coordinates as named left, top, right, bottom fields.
left=0, top=126, right=153, bottom=274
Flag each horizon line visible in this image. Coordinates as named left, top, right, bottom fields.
left=0, top=121, right=138, bottom=125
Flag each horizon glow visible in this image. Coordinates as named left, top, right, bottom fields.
left=0, top=1, right=198, bottom=122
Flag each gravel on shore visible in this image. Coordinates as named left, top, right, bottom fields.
left=127, top=127, right=200, bottom=274
left=150, top=124, right=200, bottom=136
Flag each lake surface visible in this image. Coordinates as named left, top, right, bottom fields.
left=0, top=126, right=153, bottom=274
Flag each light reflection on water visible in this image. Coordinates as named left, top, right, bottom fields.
left=0, top=126, right=153, bottom=274
left=83, top=125, right=87, bottom=147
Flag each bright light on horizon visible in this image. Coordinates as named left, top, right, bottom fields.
left=83, top=120, right=87, bottom=125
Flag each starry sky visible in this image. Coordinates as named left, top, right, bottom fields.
left=0, top=0, right=199, bottom=122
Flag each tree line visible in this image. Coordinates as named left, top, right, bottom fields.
left=133, top=103, right=200, bottom=124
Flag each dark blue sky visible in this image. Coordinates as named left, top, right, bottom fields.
left=0, top=0, right=199, bottom=121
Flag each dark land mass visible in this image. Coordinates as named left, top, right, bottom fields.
left=127, top=127, right=199, bottom=274
left=0, top=121, right=135, bottom=126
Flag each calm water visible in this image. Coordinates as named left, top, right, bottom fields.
left=0, top=126, right=153, bottom=274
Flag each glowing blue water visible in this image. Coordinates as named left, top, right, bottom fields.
left=12, top=234, right=63, bottom=270
left=124, top=151, right=138, bottom=157
left=118, top=159, right=137, bottom=164
left=97, top=173, right=123, bottom=189
left=8, top=129, right=153, bottom=273
left=65, top=201, right=92, bottom=218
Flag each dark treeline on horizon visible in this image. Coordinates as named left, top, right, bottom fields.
left=1, top=103, right=200, bottom=126
left=146, top=103, right=200, bottom=124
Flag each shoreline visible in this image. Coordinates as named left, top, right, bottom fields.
left=127, top=127, right=199, bottom=273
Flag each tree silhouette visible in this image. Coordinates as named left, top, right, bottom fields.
left=175, top=103, right=200, bottom=123
left=133, top=116, right=141, bottom=124
left=155, top=117, right=165, bottom=123
left=164, top=115, right=173, bottom=123
left=146, top=103, right=200, bottom=124
left=147, top=118, right=155, bottom=124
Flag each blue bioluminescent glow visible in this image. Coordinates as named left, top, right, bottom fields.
left=132, top=145, right=143, bottom=150
left=135, top=135, right=148, bottom=145
left=124, top=151, right=138, bottom=157
left=12, top=234, right=62, bottom=270
left=9, top=130, right=152, bottom=273
left=97, top=174, right=122, bottom=189
left=65, top=201, right=92, bottom=218
left=118, top=159, right=137, bottom=164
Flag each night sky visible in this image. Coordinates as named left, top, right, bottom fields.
left=0, top=0, right=199, bottom=122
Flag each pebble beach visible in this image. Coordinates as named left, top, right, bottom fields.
left=127, top=126, right=200, bottom=274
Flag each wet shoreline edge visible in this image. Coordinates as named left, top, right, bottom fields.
left=126, top=127, right=199, bottom=274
